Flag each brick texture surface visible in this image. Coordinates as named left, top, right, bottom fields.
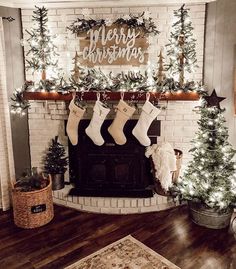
left=53, top=186, right=180, bottom=214
left=22, top=4, right=205, bottom=181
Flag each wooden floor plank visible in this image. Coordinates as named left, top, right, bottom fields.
left=0, top=205, right=235, bottom=269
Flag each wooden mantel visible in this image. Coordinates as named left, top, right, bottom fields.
left=23, top=91, right=200, bottom=101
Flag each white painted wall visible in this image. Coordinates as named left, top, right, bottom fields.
left=204, top=0, right=236, bottom=148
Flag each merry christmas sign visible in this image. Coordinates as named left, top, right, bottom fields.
left=79, top=24, right=149, bottom=67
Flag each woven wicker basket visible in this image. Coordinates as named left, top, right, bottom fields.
left=11, top=178, right=54, bottom=229
left=151, top=149, right=183, bottom=196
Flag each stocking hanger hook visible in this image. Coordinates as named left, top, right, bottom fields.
left=120, top=91, right=124, bottom=100
left=72, top=91, right=76, bottom=99
left=97, top=92, right=100, bottom=101
left=146, top=92, right=150, bottom=101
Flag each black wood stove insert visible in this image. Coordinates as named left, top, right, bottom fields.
left=68, top=119, right=160, bottom=198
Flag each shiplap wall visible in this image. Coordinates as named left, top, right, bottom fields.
left=0, top=7, right=30, bottom=177
left=204, top=0, right=236, bottom=148
left=0, top=18, right=15, bottom=210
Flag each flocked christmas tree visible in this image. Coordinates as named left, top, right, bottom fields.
left=177, top=90, right=236, bottom=211
left=166, top=4, right=198, bottom=87
left=44, top=136, right=68, bottom=175
left=24, top=6, right=58, bottom=80
left=71, top=51, right=85, bottom=83
left=156, top=48, right=166, bottom=84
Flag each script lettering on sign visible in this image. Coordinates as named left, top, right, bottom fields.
left=79, top=25, right=149, bottom=66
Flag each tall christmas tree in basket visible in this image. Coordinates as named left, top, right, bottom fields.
left=177, top=90, right=236, bottom=229
left=166, top=4, right=198, bottom=87
left=24, top=6, right=58, bottom=81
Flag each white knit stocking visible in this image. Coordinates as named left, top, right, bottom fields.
left=66, top=98, right=85, bottom=146
left=132, top=100, right=161, bottom=146
left=108, top=100, right=136, bottom=145
left=85, top=100, right=110, bottom=146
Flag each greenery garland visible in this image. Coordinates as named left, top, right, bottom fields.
left=67, top=11, right=160, bottom=36
left=11, top=68, right=206, bottom=114
left=21, top=68, right=205, bottom=94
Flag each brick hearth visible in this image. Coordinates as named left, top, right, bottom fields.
left=53, top=185, right=180, bottom=214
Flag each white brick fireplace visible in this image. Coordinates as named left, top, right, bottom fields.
left=22, top=3, right=205, bottom=213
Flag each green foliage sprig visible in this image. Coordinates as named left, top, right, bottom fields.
left=22, top=68, right=206, bottom=95
left=68, top=68, right=205, bottom=94
left=15, top=167, right=48, bottom=192
left=68, top=11, right=159, bottom=36
left=11, top=87, right=30, bottom=115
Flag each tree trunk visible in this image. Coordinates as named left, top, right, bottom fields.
left=41, top=69, right=46, bottom=81
left=179, top=35, right=184, bottom=87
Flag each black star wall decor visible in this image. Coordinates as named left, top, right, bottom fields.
left=203, top=89, right=226, bottom=109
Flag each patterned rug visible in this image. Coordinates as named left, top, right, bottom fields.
left=65, top=235, right=180, bottom=269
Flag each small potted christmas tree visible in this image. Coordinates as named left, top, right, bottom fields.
left=44, top=136, right=68, bottom=190
left=177, top=90, right=236, bottom=229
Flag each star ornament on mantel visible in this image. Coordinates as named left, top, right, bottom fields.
left=203, top=89, right=226, bottom=109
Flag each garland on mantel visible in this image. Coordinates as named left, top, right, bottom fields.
left=21, top=68, right=205, bottom=94
left=10, top=68, right=205, bottom=115
left=67, top=11, right=160, bottom=36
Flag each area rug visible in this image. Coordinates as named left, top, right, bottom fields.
left=65, top=235, right=180, bottom=269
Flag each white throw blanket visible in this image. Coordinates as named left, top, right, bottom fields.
left=145, top=143, right=176, bottom=191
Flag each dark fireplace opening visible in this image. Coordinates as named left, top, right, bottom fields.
left=68, top=119, right=161, bottom=198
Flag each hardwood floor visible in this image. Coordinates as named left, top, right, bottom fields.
left=0, top=205, right=235, bottom=269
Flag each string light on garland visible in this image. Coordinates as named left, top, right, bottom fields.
left=73, top=68, right=205, bottom=94
left=176, top=90, right=236, bottom=211
left=20, top=66, right=206, bottom=95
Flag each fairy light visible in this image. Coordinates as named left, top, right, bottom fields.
left=189, top=189, right=195, bottom=195
left=232, top=188, right=236, bottom=195
left=202, top=182, right=209, bottom=189
left=219, top=201, right=226, bottom=208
